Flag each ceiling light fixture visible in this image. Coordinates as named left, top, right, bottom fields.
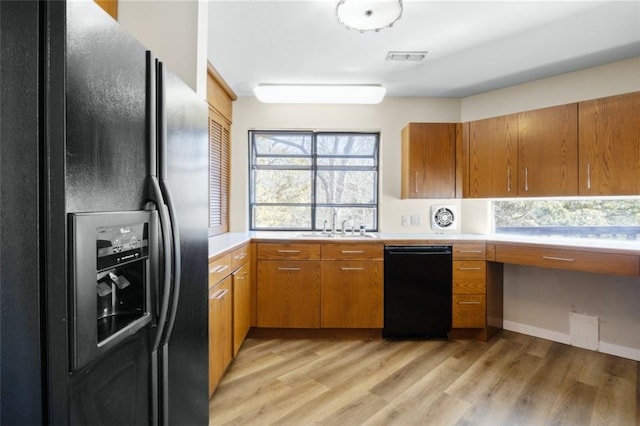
left=253, top=84, right=386, bottom=104
left=336, top=0, right=403, bottom=33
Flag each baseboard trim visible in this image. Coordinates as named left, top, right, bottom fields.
left=504, top=320, right=640, bottom=361
left=598, top=342, right=640, bottom=362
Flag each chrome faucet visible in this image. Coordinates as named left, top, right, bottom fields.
left=331, top=210, right=337, bottom=234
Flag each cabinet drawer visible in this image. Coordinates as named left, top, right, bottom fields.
left=452, top=295, right=486, bottom=328
left=453, top=244, right=486, bottom=260
left=321, top=243, right=383, bottom=260
left=209, top=253, right=232, bottom=287
left=230, top=244, right=250, bottom=270
left=257, top=243, right=320, bottom=260
left=453, top=261, right=486, bottom=294
left=494, top=245, right=640, bottom=277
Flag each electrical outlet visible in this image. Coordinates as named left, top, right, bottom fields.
left=410, top=215, right=422, bottom=226
left=401, top=215, right=410, bottom=227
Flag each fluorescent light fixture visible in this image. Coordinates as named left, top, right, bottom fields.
left=253, top=84, right=386, bottom=104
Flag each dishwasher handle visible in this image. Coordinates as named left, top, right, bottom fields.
left=385, top=245, right=452, bottom=255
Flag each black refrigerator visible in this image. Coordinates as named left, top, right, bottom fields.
left=0, top=1, right=209, bottom=425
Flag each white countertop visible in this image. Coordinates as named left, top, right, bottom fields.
left=209, top=231, right=640, bottom=258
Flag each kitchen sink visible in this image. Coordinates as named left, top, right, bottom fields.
left=294, top=232, right=378, bottom=239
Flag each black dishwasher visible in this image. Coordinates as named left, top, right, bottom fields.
left=383, top=246, right=452, bottom=339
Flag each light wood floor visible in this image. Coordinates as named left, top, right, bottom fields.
left=209, top=330, right=639, bottom=425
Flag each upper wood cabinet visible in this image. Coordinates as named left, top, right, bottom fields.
left=517, top=104, right=578, bottom=196
left=578, top=92, right=640, bottom=195
left=401, top=123, right=457, bottom=199
left=94, top=0, right=117, bottom=20
left=207, top=63, right=236, bottom=236
left=468, top=114, right=518, bottom=198
left=208, top=108, right=230, bottom=235
left=467, top=104, right=578, bottom=198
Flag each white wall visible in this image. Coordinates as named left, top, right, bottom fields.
left=504, top=265, right=640, bottom=361
left=230, top=97, right=462, bottom=233
left=461, top=56, right=640, bottom=121
left=118, top=0, right=208, bottom=97
left=230, top=56, right=640, bottom=359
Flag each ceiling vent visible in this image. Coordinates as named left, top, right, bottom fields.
left=386, top=51, right=428, bottom=62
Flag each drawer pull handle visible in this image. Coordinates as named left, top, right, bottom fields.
left=457, top=267, right=482, bottom=271
left=341, top=250, right=365, bottom=254
left=543, top=256, right=575, bottom=262
left=341, top=267, right=365, bottom=271
left=458, top=301, right=482, bottom=305
left=277, top=267, right=301, bottom=271
left=277, top=249, right=301, bottom=253
left=458, top=250, right=482, bottom=253
left=210, top=288, right=228, bottom=300
left=210, top=265, right=229, bottom=274
left=234, top=253, right=247, bottom=259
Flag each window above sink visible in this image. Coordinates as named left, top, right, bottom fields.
left=249, top=130, right=380, bottom=232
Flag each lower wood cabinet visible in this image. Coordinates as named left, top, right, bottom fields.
left=256, top=260, right=321, bottom=328
left=451, top=243, right=503, bottom=341
left=232, top=263, right=251, bottom=356
left=256, top=242, right=384, bottom=330
left=321, top=260, right=383, bottom=328
left=208, top=276, right=232, bottom=397
left=452, top=261, right=487, bottom=329
left=208, top=242, right=252, bottom=396
left=452, top=244, right=487, bottom=329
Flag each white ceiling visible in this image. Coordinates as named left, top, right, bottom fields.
left=207, top=1, right=640, bottom=98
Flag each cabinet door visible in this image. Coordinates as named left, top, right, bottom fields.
left=468, top=114, right=518, bottom=198
left=209, top=276, right=232, bottom=396
left=401, top=123, right=456, bottom=199
left=579, top=92, right=640, bottom=195
left=232, top=263, right=251, bottom=356
left=321, top=261, right=383, bottom=328
left=256, top=260, right=321, bottom=328
left=518, top=104, right=578, bottom=196
left=209, top=107, right=230, bottom=235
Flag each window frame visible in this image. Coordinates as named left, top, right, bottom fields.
left=249, top=130, right=380, bottom=231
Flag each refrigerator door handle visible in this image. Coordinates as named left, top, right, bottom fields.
left=147, top=51, right=157, bottom=178
left=159, top=181, right=181, bottom=346
left=149, top=176, right=173, bottom=352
